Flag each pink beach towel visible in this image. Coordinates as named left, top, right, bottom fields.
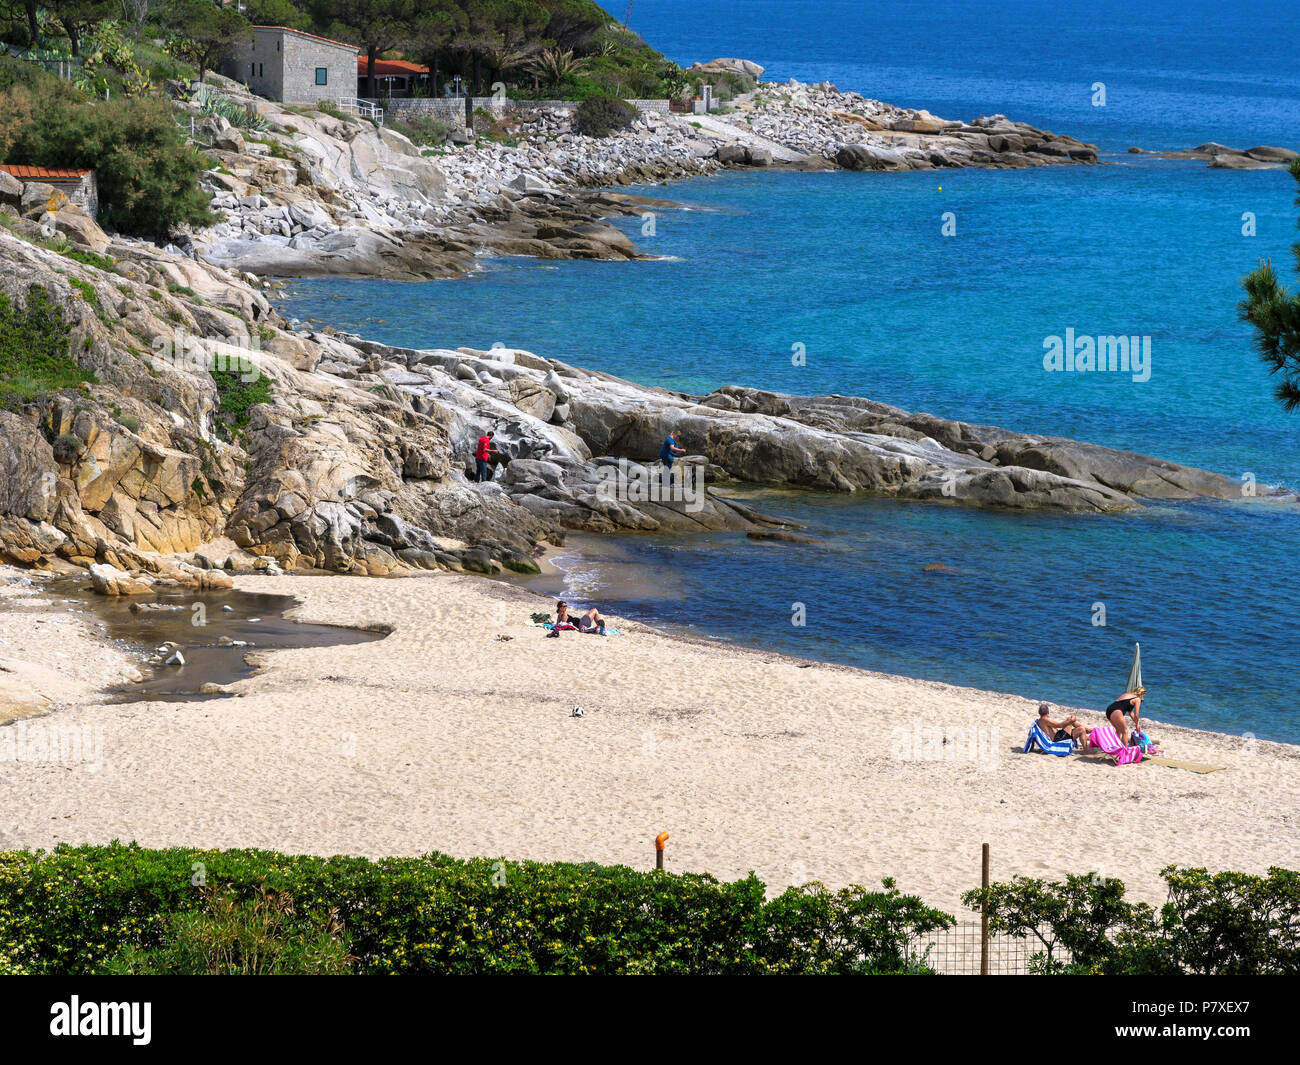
left=1088, top=725, right=1143, bottom=765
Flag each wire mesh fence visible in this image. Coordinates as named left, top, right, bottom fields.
left=910, top=923, right=1071, bottom=975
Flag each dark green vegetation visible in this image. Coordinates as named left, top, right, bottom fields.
left=386, top=111, right=449, bottom=146
left=211, top=366, right=273, bottom=443
left=297, top=0, right=688, bottom=100
left=0, top=843, right=951, bottom=974
left=1, top=843, right=1294, bottom=975
left=0, top=2, right=690, bottom=242
left=102, top=886, right=355, bottom=975
left=573, top=92, right=636, bottom=137
left=963, top=865, right=1300, bottom=974
left=1241, top=158, right=1300, bottom=409
left=0, top=283, right=93, bottom=410
left=0, top=54, right=213, bottom=239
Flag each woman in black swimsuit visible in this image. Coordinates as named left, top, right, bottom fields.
left=1105, top=687, right=1145, bottom=746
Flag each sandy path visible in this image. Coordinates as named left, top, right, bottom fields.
left=1, top=571, right=1296, bottom=916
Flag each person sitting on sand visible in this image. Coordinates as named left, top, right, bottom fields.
left=1104, top=687, right=1145, bottom=746
left=1037, top=702, right=1088, bottom=748
left=554, top=600, right=577, bottom=629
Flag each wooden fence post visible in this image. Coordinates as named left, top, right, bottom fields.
left=980, top=842, right=990, bottom=975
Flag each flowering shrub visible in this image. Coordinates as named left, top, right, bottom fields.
left=0, top=843, right=952, bottom=975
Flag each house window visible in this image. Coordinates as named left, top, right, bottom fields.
left=249, top=62, right=255, bottom=78
left=315, top=67, right=328, bottom=86
left=258, top=63, right=263, bottom=77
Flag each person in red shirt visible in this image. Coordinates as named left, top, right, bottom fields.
left=475, top=431, right=497, bottom=482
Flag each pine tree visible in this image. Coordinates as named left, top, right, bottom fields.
left=1240, top=158, right=1300, bottom=410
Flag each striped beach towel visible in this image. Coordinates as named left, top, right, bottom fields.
left=1023, top=721, right=1074, bottom=757
left=1088, top=725, right=1143, bottom=765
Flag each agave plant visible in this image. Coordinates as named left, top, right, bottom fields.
left=527, top=48, right=588, bottom=91
left=198, top=90, right=270, bottom=133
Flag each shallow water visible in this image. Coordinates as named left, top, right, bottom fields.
left=48, top=583, right=385, bottom=702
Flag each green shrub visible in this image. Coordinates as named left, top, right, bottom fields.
left=211, top=366, right=273, bottom=442
left=573, top=93, right=636, bottom=138
left=102, top=885, right=353, bottom=975
left=64, top=249, right=116, bottom=272
left=388, top=114, right=448, bottom=146
left=0, top=843, right=951, bottom=975
left=964, top=865, right=1300, bottom=974
left=0, top=284, right=94, bottom=410
left=2, top=76, right=214, bottom=239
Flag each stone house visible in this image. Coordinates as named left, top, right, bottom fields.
left=0, top=165, right=98, bottom=218
left=221, top=25, right=359, bottom=103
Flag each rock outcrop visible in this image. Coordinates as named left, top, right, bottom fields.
left=0, top=158, right=1248, bottom=590
left=1137, top=143, right=1299, bottom=170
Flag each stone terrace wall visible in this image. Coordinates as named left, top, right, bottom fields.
left=383, top=98, right=468, bottom=129
left=375, top=96, right=669, bottom=130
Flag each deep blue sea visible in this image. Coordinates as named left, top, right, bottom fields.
left=279, top=0, right=1300, bottom=741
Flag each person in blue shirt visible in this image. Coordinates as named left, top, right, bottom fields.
left=659, top=434, right=686, bottom=497
left=659, top=433, right=685, bottom=470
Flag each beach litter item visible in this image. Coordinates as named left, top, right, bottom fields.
left=495, top=634, right=513, bottom=641
left=1023, top=720, right=1074, bottom=756
left=1088, top=725, right=1143, bottom=765
left=164, top=650, right=185, bottom=667
left=571, top=705, right=584, bottom=717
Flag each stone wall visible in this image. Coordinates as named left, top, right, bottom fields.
left=466, top=97, right=671, bottom=115
left=383, top=98, right=468, bottom=129
left=370, top=97, right=670, bottom=130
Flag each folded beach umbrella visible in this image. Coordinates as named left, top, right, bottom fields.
left=1126, top=642, right=1142, bottom=693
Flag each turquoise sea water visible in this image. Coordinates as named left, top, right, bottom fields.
left=279, top=0, right=1300, bottom=741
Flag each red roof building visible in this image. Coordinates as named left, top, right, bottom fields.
left=357, top=56, right=431, bottom=97
left=0, top=164, right=98, bottom=217
left=0, top=164, right=92, bottom=181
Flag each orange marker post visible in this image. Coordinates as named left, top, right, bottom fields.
left=655, top=832, right=670, bottom=871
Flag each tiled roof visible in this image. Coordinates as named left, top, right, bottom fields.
left=253, top=25, right=360, bottom=53
left=0, top=164, right=92, bottom=181
left=358, top=57, right=430, bottom=76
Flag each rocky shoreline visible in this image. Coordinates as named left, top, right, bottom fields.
left=0, top=206, right=1254, bottom=591
left=0, top=64, right=1277, bottom=592
left=178, top=69, right=1101, bottom=282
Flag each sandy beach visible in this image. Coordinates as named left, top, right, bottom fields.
left=1, top=568, right=1296, bottom=917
